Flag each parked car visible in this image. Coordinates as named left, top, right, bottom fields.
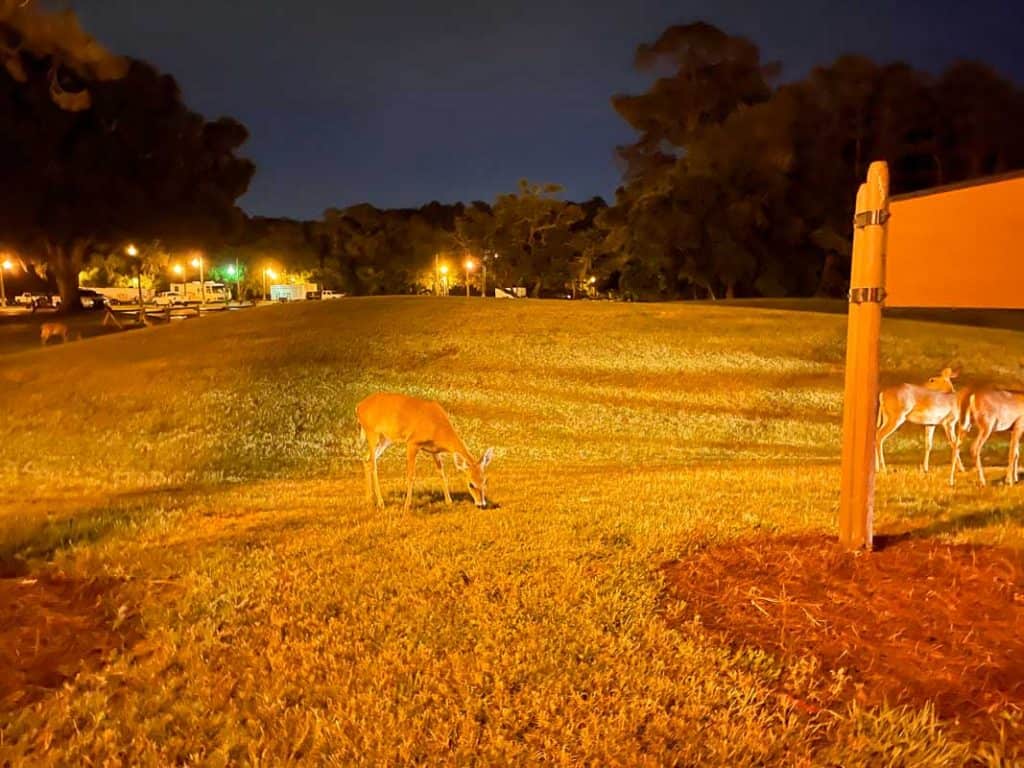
left=13, top=292, right=58, bottom=309
left=153, top=291, right=186, bottom=307
left=77, top=288, right=108, bottom=310
left=321, top=289, right=346, bottom=299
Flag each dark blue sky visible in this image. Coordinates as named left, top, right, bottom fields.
left=72, top=0, right=1024, bottom=219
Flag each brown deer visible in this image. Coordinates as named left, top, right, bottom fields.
left=962, top=388, right=1024, bottom=485
left=40, top=322, right=71, bottom=345
left=875, top=367, right=965, bottom=485
left=356, top=393, right=495, bottom=511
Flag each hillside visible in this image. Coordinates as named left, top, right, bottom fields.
left=1, top=298, right=1022, bottom=763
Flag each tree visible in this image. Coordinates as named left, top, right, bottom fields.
left=612, top=22, right=776, bottom=180
left=486, top=180, right=584, bottom=297
left=1, top=1, right=126, bottom=111
left=0, top=49, right=254, bottom=310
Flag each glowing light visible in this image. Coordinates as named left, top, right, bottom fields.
left=266, top=269, right=278, bottom=280
left=172, top=264, right=184, bottom=275
left=588, top=276, right=596, bottom=284
left=1, top=260, right=12, bottom=271
left=464, top=259, right=475, bottom=271
left=226, top=264, right=237, bottom=277
left=190, top=256, right=202, bottom=268
left=125, top=244, right=138, bottom=257
left=439, top=264, right=449, bottom=276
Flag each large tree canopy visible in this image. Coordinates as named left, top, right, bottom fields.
left=1, top=0, right=126, bottom=110
left=0, top=41, right=254, bottom=309
left=603, top=23, right=1024, bottom=300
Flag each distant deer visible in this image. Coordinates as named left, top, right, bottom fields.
left=875, top=367, right=965, bottom=485
left=356, top=393, right=495, bottom=511
left=962, top=388, right=1024, bottom=485
left=39, top=322, right=73, bottom=345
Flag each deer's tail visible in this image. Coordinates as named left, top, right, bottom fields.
left=962, top=393, right=976, bottom=434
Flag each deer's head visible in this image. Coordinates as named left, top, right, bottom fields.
left=925, top=367, right=958, bottom=393
left=453, top=448, right=495, bottom=508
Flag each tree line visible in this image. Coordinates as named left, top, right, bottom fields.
left=221, top=23, right=1024, bottom=301
left=3, top=6, right=1023, bottom=307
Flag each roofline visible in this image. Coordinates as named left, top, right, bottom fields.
left=890, top=169, right=1024, bottom=203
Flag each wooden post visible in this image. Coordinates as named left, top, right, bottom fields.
left=838, top=161, right=890, bottom=550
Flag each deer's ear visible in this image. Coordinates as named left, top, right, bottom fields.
left=941, top=367, right=955, bottom=379
left=452, top=453, right=469, bottom=472
left=480, top=447, right=495, bottom=469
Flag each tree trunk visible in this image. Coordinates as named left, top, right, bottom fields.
left=531, top=277, right=542, bottom=298
left=725, top=281, right=736, bottom=300
left=51, top=239, right=90, bottom=313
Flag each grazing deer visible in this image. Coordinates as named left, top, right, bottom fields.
left=39, top=322, right=71, bottom=345
left=356, top=393, right=495, bottom=511
left=875, top=367, right=965, bottom=485
left=962, top=388, right=1024, bottom=485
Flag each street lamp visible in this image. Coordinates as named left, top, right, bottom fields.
left=226, top=262, right=241, bottom=302
left=125, top=244, right=144, bottom=311
left=0, top=258, right=12, bottom=307
left=262, top=267, right=277, bottom=301
left=439, top=263, right=449, bottom=296
left=190, top=253, right=205, bottom=305
left=464, top=258, right=475, bottom=297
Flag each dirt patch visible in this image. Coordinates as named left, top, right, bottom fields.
left=0, top=573, right=140, bottom=711
left=662, top=534, right=1024, bottom=746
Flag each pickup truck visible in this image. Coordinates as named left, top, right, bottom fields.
left=13, top=292, right=56, bottom=308
left=321, top=289, right=346, bottom=300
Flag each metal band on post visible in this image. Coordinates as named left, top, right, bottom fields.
left=854, top=209, right=890, bottom=229
left=848, top=287, right=887, bottom=304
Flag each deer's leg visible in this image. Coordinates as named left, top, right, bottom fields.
left=876, top=413, right=905, bottom=472
left=365, top=435, right=389, bottom=508
left=373, top=438, right=390, bottom=508
left=922, top=425, right=935, bottom=473
left=1007, top=422, right=1024, bottom=486
left=434, top=454, right=452, bottom=505
left=361, top=429, right=378, bottom=505
left=403, top=444, right=419, bottom=512
left=359, top=427, right=375, bottom=504
left=940, top=420, right=961, bottom=487
left=972, top=420, right=994, bottom=486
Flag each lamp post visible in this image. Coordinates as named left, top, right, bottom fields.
left=191, top=253, right=205, bottom=305
left=125, top=244, right=144, bottom=317
left=439, top=264, right=449, bottom=296
left=263, top=267, right=277, bottom=301
left=226, top=262, right=241, bottom=302
left=0, top=258, right=12, bottom=307
left=464, top=258, right=475, bottom=297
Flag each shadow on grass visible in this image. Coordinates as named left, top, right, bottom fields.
left=877, top=505, right=1024, bottom=551
left=0, top=505, right=141, bottom=577
left=0, top=486, right=191, bottom=577
left=372, top=488, right=501, bottom=513
left=723, top=299, right=1024, bottom=332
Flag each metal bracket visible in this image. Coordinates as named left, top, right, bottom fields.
left=848, top=287, right=886, bottom=304
left=853, top=209, right=890, bottom=228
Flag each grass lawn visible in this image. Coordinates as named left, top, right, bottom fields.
left=1, top=297, right=1022, bottom=764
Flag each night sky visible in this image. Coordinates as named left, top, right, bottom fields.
left=73, top=0, right=1024, bottom=220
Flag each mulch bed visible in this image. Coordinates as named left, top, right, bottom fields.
left=662, top=534, right=1024, bottom=745
left=0, top=573, right=140, bottom=711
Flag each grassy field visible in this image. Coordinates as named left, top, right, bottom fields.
left=1, top=297, right=1022, bottom=765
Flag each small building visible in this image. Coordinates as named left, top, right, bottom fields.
left=270, top=283, right=319, bottom=301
